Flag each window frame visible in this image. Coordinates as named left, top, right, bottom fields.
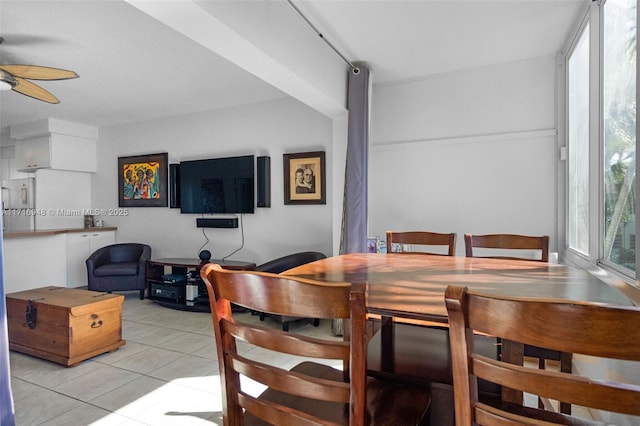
left=562, top=0, right=639, bottom=287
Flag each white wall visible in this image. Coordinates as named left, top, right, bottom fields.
left=93, top=98, right=334, bottom=265
left=369, top=57, right=558, bottom=254
left=35, top=169, right=91, bottom=230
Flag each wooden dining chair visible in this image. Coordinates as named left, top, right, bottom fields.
left=445, top=285, right=640, bottom=426
left=464, top=233, right=549, bottom=262
left=387, top=230, right=457, bottom=256
left=464, top=232, right=571, bottom=413
left=200, top=263, right=431, bottom=426
left=378, top=228, right=457, bottom=335
left=371, top=230, right=493, bottom=423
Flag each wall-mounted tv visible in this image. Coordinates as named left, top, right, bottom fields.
left=179, top=155, right=255, bottom=214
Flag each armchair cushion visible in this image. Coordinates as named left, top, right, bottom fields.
left=93, top=262, right=139, bottom=277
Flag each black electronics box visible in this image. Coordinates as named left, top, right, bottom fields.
left=196, top=218, right=239, bottom=228
left=151, top=282, right=185, bottom=303
left=162, top=273, right=187, bottom=283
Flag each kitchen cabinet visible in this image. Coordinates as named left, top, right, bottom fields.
left=66, top=229, right=116, bottom=287
left=2, top=228, right=117, bottom=293
left=14, top=137, right=50, bottom=170
left=14, top=134, right=97, bottom=172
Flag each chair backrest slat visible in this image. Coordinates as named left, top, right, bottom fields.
left=464, top=233, right=549, bottom=262
left=213, top=268, right=352, bottom=318
left=387, top=230, right=457, bottom=256
left=231, top=353, right=351, bottom=403
left=237, top=394, right=343, bottom=426
left=222, top=318, right=350, bottom=359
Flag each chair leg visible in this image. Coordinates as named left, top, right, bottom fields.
left=282, top=322, right=290, bottom=332
left=534, top=351, right=572, bottom=414
left=559, top=352, right=572, bottom=414
left=313, top=318, right=320, bottom=327
left=537, top=357, right=547, bottom=409
left=139, top=289, right=145, bottom=300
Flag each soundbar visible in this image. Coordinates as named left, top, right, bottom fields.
left=196, top=218, right=239, bottom=228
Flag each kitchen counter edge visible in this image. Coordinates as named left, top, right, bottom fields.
left=3, top=227, right=117, bottom=238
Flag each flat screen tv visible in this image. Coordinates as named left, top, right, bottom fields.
left=179, top=155, right=255, bottom=214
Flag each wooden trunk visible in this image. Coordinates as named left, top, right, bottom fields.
left=6, top=286, right=126, bottom=366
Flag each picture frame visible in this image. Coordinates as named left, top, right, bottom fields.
left=367, top=237, right=378, bottom=253
left=283, top=151, right=326, bottom=204
left=118, top=152, right=168, bottom=207
left=84, top=214, right=95, bottom=229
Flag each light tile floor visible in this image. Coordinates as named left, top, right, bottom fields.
left=9, top=292, right=336, bottom=426
left=9, top=292, right=597, bottom=425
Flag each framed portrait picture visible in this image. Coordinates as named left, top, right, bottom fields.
left=283, top=151, right=326, bottom=205
left=118, top=152, right=168, bottom=207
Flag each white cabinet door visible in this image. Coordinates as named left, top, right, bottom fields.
left=89, top=231, right=115, bottom=253
left=14, top=137, right=51, bottom=171
left=14, top=135, right=96, bottom=172
left=66, top=232, right=91, bottom=287
left=66, top=230, right=115, bottom=288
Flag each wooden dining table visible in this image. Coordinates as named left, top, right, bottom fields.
left=284, top=253, right=634, bottom=414
left=284, top=253, right=633, bottom=321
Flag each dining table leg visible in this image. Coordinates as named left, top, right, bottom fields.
left=380, top=316, right=395, bottom=371
left=501, top=339, right=524, bottom=405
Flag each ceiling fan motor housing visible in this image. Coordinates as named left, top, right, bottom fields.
left=0, top=69, right=17, bottom=89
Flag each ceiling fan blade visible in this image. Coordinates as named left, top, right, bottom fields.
left=0, top=65, right=78, bottom=80
left=12, top=77, right=60, bottom=104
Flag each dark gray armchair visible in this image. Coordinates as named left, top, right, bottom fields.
left=86, top=243, right=151, bottom=300
left=255, top=251, right=326, bottom=331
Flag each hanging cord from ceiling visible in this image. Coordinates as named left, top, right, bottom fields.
left=286, top=0, right=360, bottom=75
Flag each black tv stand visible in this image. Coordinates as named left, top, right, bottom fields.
left=145, top=258, right=256, bottom=311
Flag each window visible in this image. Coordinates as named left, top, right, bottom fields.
left=565, top=0, right=637, bottom=280
left=602, top=0, right=636, bottom=272
left=567, top=24, right=591, bottom=255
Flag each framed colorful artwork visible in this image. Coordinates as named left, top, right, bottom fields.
left=283, top=151, right=326, bottom=205
left=118, top=152, right=168, bottom=207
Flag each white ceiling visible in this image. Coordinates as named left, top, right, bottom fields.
left=0, top=0, right=587, bottom=133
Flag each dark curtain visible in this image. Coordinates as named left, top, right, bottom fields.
left=0, top=224, right=15, bottom=425
left=341, top=66, right=371, bottom=254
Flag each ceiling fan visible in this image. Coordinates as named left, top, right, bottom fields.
left=0, top=37, right=78, bottom=104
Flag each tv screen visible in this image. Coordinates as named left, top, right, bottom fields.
left=179, top=155, right=255, bottom=214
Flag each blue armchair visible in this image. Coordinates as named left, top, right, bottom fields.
left=86, top=243, right=151, bottom=300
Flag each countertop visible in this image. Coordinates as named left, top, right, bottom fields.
left=3, top=227, right=117, bottom=238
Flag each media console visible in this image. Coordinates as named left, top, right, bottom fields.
left=145, top=258, right=256, bottom=311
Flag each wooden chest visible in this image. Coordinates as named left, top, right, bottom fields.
left=6, top=286, right=125, bottom=366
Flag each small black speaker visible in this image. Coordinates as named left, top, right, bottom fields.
left=199, top=250, right=212, bottom=262
left=169, top=163, right=180, bottom=208
left=257, top=156, right=271, bottom=208
left=196, top=218, right=239, bottom=228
